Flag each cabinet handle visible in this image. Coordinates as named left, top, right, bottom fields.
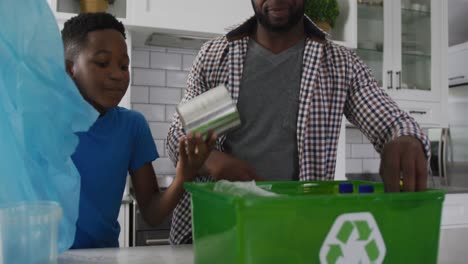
left=146, top=0, right=150, bottom=11
left=396, top=71, right=402, bottom=90
left=145, top=238, right=170, bottom=246
left=387, top=70, right=393, bottom=89
left=409, top=110, right=427, bottom=115
left=449, top=75, right=465, bottom=81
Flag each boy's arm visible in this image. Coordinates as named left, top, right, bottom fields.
left=130, top=164, right=179, bottom=227
left=131, top=133, right=216, bottom=227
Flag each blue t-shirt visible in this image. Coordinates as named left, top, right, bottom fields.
left=71, top=107, right=158, bottom=249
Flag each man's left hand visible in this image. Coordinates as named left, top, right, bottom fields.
left=380, top=136, right=428, bottom=192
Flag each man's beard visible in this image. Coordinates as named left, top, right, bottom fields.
left=253, top=2, right=305, bottom=32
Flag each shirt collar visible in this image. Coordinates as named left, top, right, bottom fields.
left=226, top=15, right=328, bottom=43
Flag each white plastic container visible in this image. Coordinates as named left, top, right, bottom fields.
left=0, top=201, right=62, bottom=264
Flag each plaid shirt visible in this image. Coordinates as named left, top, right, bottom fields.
left=166, top=16, right=430, bottom=244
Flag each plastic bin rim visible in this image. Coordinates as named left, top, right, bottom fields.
left=184, top=181, right=445, bottom=204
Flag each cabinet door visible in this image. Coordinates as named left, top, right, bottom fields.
left=355, top=0, right=393, bottom=91
left=390, top=0, right=444, bottom=102
left=131, top=0, right=253, bottom=35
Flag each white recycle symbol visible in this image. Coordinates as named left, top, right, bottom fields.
left=319, top=212, right=386, bottom=264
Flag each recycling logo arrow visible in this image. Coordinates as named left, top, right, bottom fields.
left=319, top=213, right=386, bottom=264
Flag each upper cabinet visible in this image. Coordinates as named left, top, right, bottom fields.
left=48, top=0, right=131, bottom=24
left=355, top=0, right=448, bottom=127
left=130, top=0, right=357, bottom=48
left=129, top=0, right=253, bottom=36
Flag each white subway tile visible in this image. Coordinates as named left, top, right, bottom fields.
left=153, top=157, right=176, bottom=175
left=132, top=50, right=150, bottom=68
left=374, top=150, right=381, bottom=159
left=155, top=140, right=165, bottom=157
left=151, top=52, right=182, bottom=70
left=346, top=128, right=363, bottom=143
left=167, top=47, right=199, bottom=55
left=149, top=87, right=182, bottom=104
left=346, top=159, right=362, bottom=174
left=346, top=144, right=352, bottom=158
left=351, top=144, right=377, bottom=158
left=133, top=104, right=165, bottom=122
left=166, top=105, right=177, bottom=122
left=167, top=71, right=189, bottom=88
left=133, top=69, right=165, bottom=86
left=182, top=54, right=196, bottom=71
left=149, top=122, right=172, bottom=140
left=362, top=136, right=371, bottom=144
left=363, top=159, right=381, bottom=173
left=130, top=86, right=149, bottom=104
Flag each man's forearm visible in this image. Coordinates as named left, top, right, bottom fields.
left=199, top=150, right=225, bottom=176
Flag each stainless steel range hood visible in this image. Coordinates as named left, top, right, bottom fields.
left=144, top=32, right=212, bottom=50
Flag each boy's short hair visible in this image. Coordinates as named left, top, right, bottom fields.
left=61, top=12, right=126, bottom=61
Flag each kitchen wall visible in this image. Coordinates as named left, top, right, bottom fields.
left=345, top=127, right=381, bottom=176
left=131, top=46, right=199, bottom=178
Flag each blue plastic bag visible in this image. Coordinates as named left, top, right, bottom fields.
left=0, top=0, right=98, bottom=252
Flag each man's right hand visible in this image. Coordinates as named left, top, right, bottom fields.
left=203, top=150, right=263, bottom=181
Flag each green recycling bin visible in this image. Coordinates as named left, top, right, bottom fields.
left=185, top=181, right=445, bottom=264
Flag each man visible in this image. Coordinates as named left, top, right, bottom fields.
left=167, top=0, right=429, bottom=244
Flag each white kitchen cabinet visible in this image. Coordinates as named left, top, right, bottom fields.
left=48, top=0, right=131, bottom=24
left=129, top=0, right=253, bottom=36
left=355, top=0, right=448, bottom=127
left=129, top=0, right=357, bottom=49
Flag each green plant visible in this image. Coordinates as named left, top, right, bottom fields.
left=305, top=0, right=340, bottom=28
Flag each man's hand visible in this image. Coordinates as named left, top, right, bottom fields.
left=380, top=136, right=428, bottom=192
left=204, top=150, right=263, bottom=182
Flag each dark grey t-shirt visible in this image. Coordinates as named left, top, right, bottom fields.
left=224, top=38, right=304, bottom=181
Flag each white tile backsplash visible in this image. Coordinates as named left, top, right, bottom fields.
left=182, top=54, right=196, bottom=71
left=167, top=71, right=189, bottom=88
left=346, top=159, right=363, bottom=174
left=346, top=146, right=351, bottom=158
left=351, top=144, right=377, bottom=159
left=149, top=87, right=182, bottom=105
left=131, top=46, right=199, bottom=177
left=346, top=127, right=380, bottom=174
left=346, top=128, right=363, bottom=144
left=165, top=105, right=177, bottom=122
left=149, top=122, right=172, bottom=140
left=132, top=50, right=150, bottom=68
left=130, top=86, right=149, bottom=104
left=132, top=104, right=165, bottom=122
left=133, top=68, right=165, bottom=86
left=150, top=52, right=182, bottom=70
left=363, top=159, right=381, bottom=173
left=152, top=158, right=176, bottom=175
left=154, top=140, right=165, bottom=157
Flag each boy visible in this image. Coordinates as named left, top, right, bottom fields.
left=62, top=13, right=216, bottom=249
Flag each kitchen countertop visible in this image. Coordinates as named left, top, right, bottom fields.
left=58, top=239, right=468, bottom=264
left=58, top=245, right=193, bottom=264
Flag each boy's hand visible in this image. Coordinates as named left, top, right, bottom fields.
left=176, top=131, right=217, bottom=182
